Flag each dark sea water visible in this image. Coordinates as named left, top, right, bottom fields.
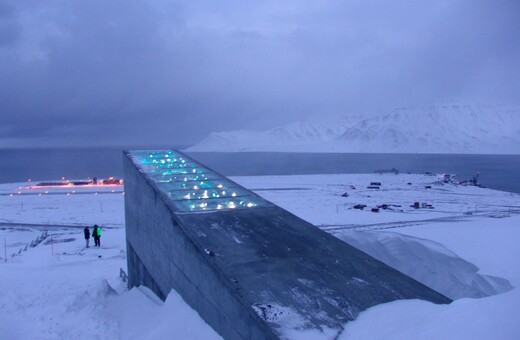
left=1, top=148, right=519, bottom=194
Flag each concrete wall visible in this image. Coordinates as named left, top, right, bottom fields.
left=124, top=153, right=277, bottom=340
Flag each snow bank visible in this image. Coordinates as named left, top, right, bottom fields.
left=106, top=287, right=222, bottom=340
left=341, top=288, right=520, bottom=340
left=337, top=231, right=513, bottom=300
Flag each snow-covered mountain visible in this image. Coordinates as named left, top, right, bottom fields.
left=186, top=105, right=520, bottom=154
left=187, top=117, right=357, bottom=152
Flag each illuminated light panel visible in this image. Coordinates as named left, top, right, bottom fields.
left=129, top=150, right=270, bottom=212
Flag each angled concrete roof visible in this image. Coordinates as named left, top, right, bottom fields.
left=124, top=150, right=451, bottom=339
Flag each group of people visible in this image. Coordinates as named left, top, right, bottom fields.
left=83, top=224, right=102, bottom=248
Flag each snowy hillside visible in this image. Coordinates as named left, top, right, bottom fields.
left=186, top=105, right=520, bottom=154
left=188, top=118, right=356, bottom=152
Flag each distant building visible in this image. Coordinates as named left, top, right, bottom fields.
left=375, top=168, right=399, bottom=174
left=124, top=150, right=450, bottom=339
left=101, top=176, right=123, bottom=185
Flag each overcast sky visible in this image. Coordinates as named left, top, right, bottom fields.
left=1, top=0, right=519, bottom=148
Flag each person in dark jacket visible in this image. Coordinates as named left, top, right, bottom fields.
left=92, top=224, right=101, bottom=247
left=84, top=226, right=91, bottom=248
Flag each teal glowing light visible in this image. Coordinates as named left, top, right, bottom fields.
left=129, top=150, right=269, bottom=212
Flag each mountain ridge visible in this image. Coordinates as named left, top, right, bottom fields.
left=186, top=105, right=520, bottom=154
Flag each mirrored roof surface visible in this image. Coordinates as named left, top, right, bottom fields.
left=128, top=150, right=271, bottom=212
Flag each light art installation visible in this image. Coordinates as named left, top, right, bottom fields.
left=129, top=150, right=269, bottom=212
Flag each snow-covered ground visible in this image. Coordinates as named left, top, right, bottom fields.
left=1, top=173, right=519, bottom=339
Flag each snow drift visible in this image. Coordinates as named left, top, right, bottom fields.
left=337, top=231, right=513, bottom=300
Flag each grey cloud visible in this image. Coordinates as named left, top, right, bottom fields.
left=0, top=2, right=20, bottom=47
left=0, top=0, right=519, bottom=147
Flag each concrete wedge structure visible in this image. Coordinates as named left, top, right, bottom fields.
left=123, top=150, right=451, bottom=339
